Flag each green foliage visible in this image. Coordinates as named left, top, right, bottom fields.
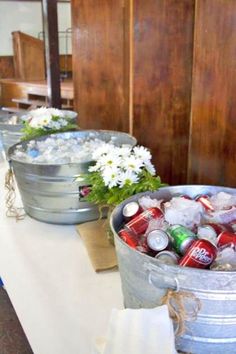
left=21, top=119, right=78, bottom=141
left=84, top=169, right=167, bottom=207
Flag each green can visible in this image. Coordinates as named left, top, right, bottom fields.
left=167, top=224, right=197, bottom=255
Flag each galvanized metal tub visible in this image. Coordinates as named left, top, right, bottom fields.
left=110, top=185, right=236, bottom=354
left=8, top=130, right=136, bottom=225
left=0, top=110, right=78, bottom=157
left=0, top=112, right=26, bottom=156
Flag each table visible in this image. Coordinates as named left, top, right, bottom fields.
left=0, top=160, right=123, bottom=354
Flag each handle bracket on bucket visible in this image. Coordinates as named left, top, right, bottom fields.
left=144, top=262, right=180, bottom=292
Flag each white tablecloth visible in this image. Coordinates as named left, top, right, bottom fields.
left=0, top=160, right=123, bottom=354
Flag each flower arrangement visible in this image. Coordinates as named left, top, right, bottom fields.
left=83, top=143, right=166, bottom=207
left=21, top=107, right=78, bottom=140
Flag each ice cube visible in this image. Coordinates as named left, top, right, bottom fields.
left=164, top=197, right=204, bottom=229
left=210, top=244, right=236, bottom=271
left=138, top=196, right=163, bottom=210
left=204, top=207, right=236, bottom=224
left=209, top=192, right=236, bottom=211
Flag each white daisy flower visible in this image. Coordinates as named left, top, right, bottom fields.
left=102, top=167, right=120, bottom=188
left=92, top=143, right=115, bottom=160
left=47, top=108, right=64, bottom=117
left=118, top=170, right=139, bottom=187
left=98, top=152, right=122, bottom=170
left=121, top=155, right=144, bottom=173
left=117, top=146, right=132, bottom=158
left=29, top=114, right=52, bottom=128
left=144, top=160, right=156, bottom=175
left=133, top=146, right=152, bottom=162
left=88, top=162, right=101, bottom=172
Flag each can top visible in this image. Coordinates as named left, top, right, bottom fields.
left=155, top=250, right=180, bottom=264
left=147, top=229, right=169, bottom=251
left=123, top=201, right=140, bottom=218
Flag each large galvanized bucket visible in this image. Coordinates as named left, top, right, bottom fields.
left=0, top=110, right=78, bottom=156
left=110, top=185, right=236, bottom=354
left=8, top=130, right=136, bottom=225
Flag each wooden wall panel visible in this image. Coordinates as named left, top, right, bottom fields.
left=188, top=0, right=236, bottom=187
left=0, top=56, right=14, bottom=79
left=72, top=0, right=130, bottom=132
left=12, top=31, right=45, bottom=81
left=0, top=80, right=28, bottom=108
left=133, top=0, right=195, bottom=185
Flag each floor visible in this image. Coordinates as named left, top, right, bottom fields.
left=0, top=287, right=33, bottom=354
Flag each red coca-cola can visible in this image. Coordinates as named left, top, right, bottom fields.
left=179, top=239, right=217, bottom=269
left=125, top=207, right=164, bottom=235
left=122, top=201, right=142, bottom=221
left=216, top=231, right=236, bottom=247
left=118, top=229, right=140, bottom=248
left=195, top=195, right=214, bottom=212
left=207, top=223, right=232, bottom=235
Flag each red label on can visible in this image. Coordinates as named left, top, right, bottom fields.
left=125, top=207, right=163, bottom=235
left=217, top=231, right=236, bottom=247
left=179, top=239, right=217, bottom=269
left=206, top=223, right=230, bottom=235
left=118, top=229, right=140, bottom=248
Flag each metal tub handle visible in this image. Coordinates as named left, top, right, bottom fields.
left=144, top=262, right=180, bottom=292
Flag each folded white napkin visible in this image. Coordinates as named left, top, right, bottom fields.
left=93, top=305, right=177, bottom=354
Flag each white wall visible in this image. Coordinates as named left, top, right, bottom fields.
left=58, top=3, right=72, bottom=55
left=0, top=1, right=71, bottom=56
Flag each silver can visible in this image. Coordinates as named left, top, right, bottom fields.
left=147, top=229, right=169, bottom=251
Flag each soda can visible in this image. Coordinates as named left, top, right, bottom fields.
left=122, top=201, right=142, bottom=221
left=125, top=207, right=164, bottom=235
left=216, top=231, right=236, bottom=247
left=195, top=194, right=214, bottom=212
left=179, top=239, right=217, bottom=269
left=167, top=224, right=197, bottom=255
left=146, top=229, right=169, bottom=252
left=206, top=223, right=232, bottom=235
left=118, top=229, right=140, bottom=248
left=155, top=250, right=180, bottom=265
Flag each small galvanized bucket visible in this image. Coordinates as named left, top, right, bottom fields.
left=8, top=130, right=136, bottom=225
left=110, top=185, right=236, bottom=354
left=0, top=110, right=78, bottom=157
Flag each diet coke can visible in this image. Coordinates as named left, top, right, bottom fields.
left=179, top=239, right=217, bottom=269
left=125, top=207, right=163, bottom=235
left=122, top=201, right=142, bottom=221
left=216, top=231, right=236, bottom=247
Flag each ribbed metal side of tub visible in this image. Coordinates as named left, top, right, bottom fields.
left=110, top=185, right=236, bottom=354
left=1, top=128, right=23, bottom=156
left=10, top=160, right=98, bottom=224
left=8, top=130, right=137, bottom=224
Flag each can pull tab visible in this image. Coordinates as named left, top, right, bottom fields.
left=144, top=262, right=180, bottom=292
